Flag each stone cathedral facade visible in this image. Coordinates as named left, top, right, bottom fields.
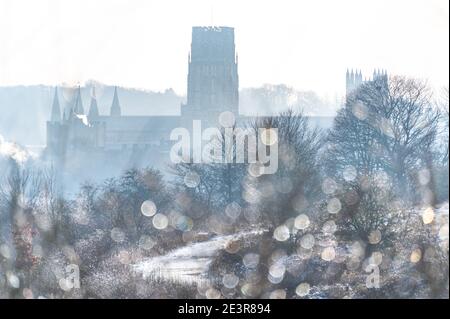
left=46, top=27, right=242, bottom=165
left=182, top=26, right=239, bottom=120
left=46, top=26, right=383, bottom=177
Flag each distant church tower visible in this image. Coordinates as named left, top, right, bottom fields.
left=346, top=68, right=388, bottom=98
left=346, top=69, right=363, bottom=96
left=182, top=26, right=239, bottom=120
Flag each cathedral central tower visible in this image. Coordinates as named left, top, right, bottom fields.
left=182, top=26, right=239, bottom=120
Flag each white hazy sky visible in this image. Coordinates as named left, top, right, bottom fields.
left=0, top=0, right=448, bottom=96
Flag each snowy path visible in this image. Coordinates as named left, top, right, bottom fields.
left=133, top=229, right=265, bottom=286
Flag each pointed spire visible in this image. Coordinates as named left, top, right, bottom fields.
left=50, top=87, right=61, bottom=122
left=72, top=85, right=84, bottom=115
left=88, top=86, right=100, bottom=120
left=64, top=102, right=71, bottom=121
left=110, top=86, right=121, bottom=117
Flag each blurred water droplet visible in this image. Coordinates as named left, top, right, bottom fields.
left=321, top=247, right=336, bottom=261
left=269, top=289, right=286, bottom=299
left=343, top=165, right=357, bottom=182
left=327, top=198, right=342, bottom=214
left=410, top=249, right=422, bottom=263
left=222, top=274, right=239, bottom=289
left=218, top=111, right=236, bottom=128
left=184, top=171, right=200, bottom=188
left=368, top=229, right=382, bottom=244
left=295, top=283, right=310, bottom=297
left=153, top=214, right=169, bottom=230
left=273, top=225, right=290, bottom=242
left=241, top=253, right=259, bottom=270
left=294, top=214, right=310, bottom=230
left=422, top=207, right=434, bottom=224
left=300, top=234, right=315, bottom=250
left=141, top=200, right=157, bottom=217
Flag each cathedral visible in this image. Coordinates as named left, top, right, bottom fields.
left=46, top=26, right=386, bottom=179
left=46, top=26, right=240, bottom=166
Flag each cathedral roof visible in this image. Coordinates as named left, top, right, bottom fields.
left=98, top=116, right=180, bottom=132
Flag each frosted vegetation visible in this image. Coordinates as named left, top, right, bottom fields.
left=0, top=78, right=448, bottom=299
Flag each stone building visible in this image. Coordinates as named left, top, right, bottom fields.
left=46, top=27, right=241, bottom=163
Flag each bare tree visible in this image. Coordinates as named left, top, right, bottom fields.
left=327, top=76, right=440, bottom=201
left=0, top=160, right=42, bottom=297
left=97, top=168, right=171, bottom=239
left=436, top=87, right=449, bottom=163
left=251, top=110, right=323, bottom=225
left=170, top=124, right=248, bottom=215
left=325, top=76, right=442, bottom=253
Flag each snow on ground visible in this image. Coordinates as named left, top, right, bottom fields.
left=133, top=229, right=266, bottom=286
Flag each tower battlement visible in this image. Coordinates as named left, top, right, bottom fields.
left=190, top=26, right=236, bottom=63
left=346, top=69, right=388, bottom=96
left=183, top=26, right=239, bottom=120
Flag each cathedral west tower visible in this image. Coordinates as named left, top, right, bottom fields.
left=182, top=26, right=239, bottom=121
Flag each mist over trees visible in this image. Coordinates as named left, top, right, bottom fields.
left=325, top=77, right=442, bottom=240
left=240, top=84, right=338, bottom=116
left=0, top=83, right=335, bottom=147
left=0, top=84, right=183, bottom=146
left=0, top=75, right=448, bottom=299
